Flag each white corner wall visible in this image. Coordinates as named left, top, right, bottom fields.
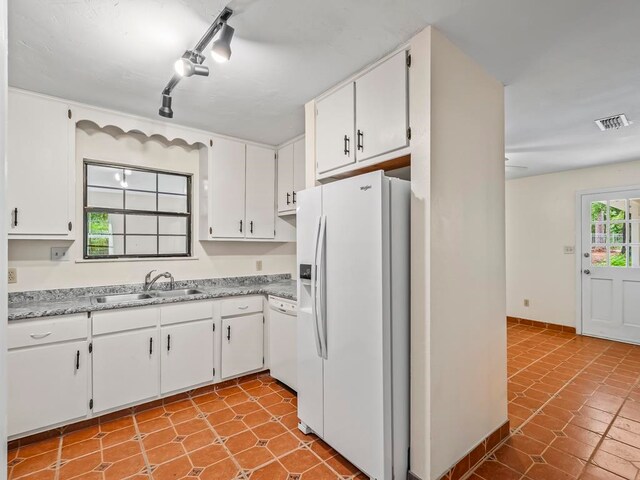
left=506, top=159, right=640, bottom=327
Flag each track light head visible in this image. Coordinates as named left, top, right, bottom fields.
left=158, top=94, right=173, bottom=118
left=174, top=57, right=209, bottom=77
left=211, top=23, right=234, bottom=63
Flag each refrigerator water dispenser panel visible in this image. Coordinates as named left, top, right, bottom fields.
left=299, top=263, right=312, bottom=280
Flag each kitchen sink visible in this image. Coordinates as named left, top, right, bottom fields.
left=92, top=293, right=154, bottom=304
left=151, top=289, right=204, bottom=298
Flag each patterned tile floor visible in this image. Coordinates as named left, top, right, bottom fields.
left=7, top=374, right=364, bottom=479
left=468, top=320, right=640, bottom=480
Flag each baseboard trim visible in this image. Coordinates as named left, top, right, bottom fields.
left=507, top=315, right=576, bottom=334
left=408, top=471, right=423, bottom=480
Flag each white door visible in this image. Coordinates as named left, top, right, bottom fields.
left=211, top=138, right=246, bottom=238
left=7, top=90, right=72, bottom=236
left=581, top=190, right=640, bottom=344
left=355, top=51, right=408, bottom=162
left=277, top=143, right=294, bottom=214
left=296, top=186, right=324, bottom=436
left=8, top=341, right=88, bottom=436
left=293, top=138, right=306, bottom=204
left=321, top=172, right=387, bottom=479
left=221, top=313, right=264, bottom=379
left=246, top=145, right=276, bottom=239
left=93, top=329, right=160, bottom=413
left=161, top=320, right=214, bottom=394
left=316, top=83, right=355, bottom=175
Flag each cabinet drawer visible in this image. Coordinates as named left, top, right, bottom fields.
left=93, top=307, right=159, bottom=335
left=160, top=301, right=213, bottom=326
left=220, top=296, right=263, bottom=317
left=8, top=315, right=88, bottom=349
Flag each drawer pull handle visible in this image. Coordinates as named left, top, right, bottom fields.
left=30, top=332, right=52, bottom=339
left=238, top=305, right=249, bottom=310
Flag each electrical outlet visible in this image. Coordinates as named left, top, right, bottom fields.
left=8, top=268, right=17, bottom=284
left=256, top=260, right=263, bottom=271
left=51, top=247, right=70, bottom=261
left=524, top=299, right=530, bottom=307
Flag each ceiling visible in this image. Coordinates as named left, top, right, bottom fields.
left=9, top=0, right=640, bottom=178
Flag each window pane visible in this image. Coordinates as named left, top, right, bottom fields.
left=125, top=170, right=156, bottom=191
left=159, top=216, right=187, bottom=235
left=158, top=174, right=187, bottom=194
left=609, top=222, right=626, bottom=244
left=87, top=187, right=123, bottom=209
left=159, top=236, right=187, bottom=255
left=609, top=199, right=627, bottom=221
left=158, top=194, right=187, bottom=213
left=630, top=245, right=640, bottom=268
left=87, top=165, right=124, bottom=189
left=125, top=190, right=156, bottom=211
left=630, top=198, right=640, bottom=220
left=87, top=234, right=124, bottom=256
left=591, top=223, right=607, bottom=244
left=591, top=246, right=607, bottom=266
left=126, top=236, right=157, bottom=255
left=629, top=222, right=640, bottom=243
left=87, top=212, right=123, bottom=235
left=591, top=201, right=607, bottom=221
left=610, top=246, right=627, bottom=267
left=126, top=215, right=157, bottom=235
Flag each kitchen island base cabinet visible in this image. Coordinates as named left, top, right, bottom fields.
left=7, top=341, right=88, bottom=437
left=221, top=313, right=264, bottom=379
left=161, top=319, right=214, bottom=394
left=92, top=329, right=160, bottom=414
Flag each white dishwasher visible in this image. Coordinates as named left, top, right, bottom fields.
left=268, top=296, right=297, bottom=391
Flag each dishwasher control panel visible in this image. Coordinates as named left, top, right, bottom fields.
left=268, top=296, right=297, bottom=313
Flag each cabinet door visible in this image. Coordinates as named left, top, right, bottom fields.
left=161, top=319, right=214, bottom=394
left=221, top=313, right=264, bottom=379
left=7, top=90, right=72, bottom=236
left=355, top=51, right=409, bottom=162
left=293, top=138, right=306, bottom=202
left=277, top=143, right=294, bottom=214
left=245, top=145, right=275, bottom=239
left=8, top=341, right=88, bottom=436
left=316, top=83, right=355, bottom=175
left=93, top=329, right=159, bottom=413
left=211, top=138, right=246, bottom=238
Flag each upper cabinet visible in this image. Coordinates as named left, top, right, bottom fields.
left=202, top=137, right=276, bottom=241
left=277, top=137, right=305, bottom=216
left=7, top=90, right=74, bottom=238
left=313, top=50, right=410, bottom=179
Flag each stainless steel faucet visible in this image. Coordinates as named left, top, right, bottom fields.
left=143, top=270, right=175, bottom=291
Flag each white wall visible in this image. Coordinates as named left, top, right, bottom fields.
left=7, top=122, right=296, bottom=292
left=0, top=0, right=7, bottom=474
left=506, top=159, right=640, bottom=327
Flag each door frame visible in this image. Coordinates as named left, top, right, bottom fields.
left=574, top=184, right=640, bottom=336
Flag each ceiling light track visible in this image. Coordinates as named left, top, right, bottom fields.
left=159, top=6, right=234, bottom=119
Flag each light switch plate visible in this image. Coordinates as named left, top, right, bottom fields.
left=564, top=246, right=575, bottom=254
left=51, top=247, right=70, bottom=261
left=8, top=268, right=17, bottom=284
left=256, top=260, right=263, bottom=271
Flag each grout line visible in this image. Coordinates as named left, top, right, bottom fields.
left=131, top=413, right=153, bottom=477
left=54, top=435, right=62, bottom=480
left=508, top=333, right=577, bottom=380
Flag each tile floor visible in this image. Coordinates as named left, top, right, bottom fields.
left=7, top=374, right=363, bottom=479
left=468, top=320, right=640, bottom=480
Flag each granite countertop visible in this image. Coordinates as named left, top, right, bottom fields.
left=8, top=274, right=297, bottom=321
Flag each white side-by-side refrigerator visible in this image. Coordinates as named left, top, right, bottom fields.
left=297, top=171, right=410, bottom=480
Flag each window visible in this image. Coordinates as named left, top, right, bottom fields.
left=590, top=198, right=640, bottom=268
left=84, top=161, right=192, bottom=259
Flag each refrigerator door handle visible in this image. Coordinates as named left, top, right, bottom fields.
left=311, top=215, right=323, bottom=357
left=316, top=215, right=328, bottom=359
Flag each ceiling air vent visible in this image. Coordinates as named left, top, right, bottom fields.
left=595, top=114, right=629, bottom=131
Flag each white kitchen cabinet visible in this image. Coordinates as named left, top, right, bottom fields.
left=161, top=319, right=214, bottom=394
left=277, top=137, right=306, bottom=216
left=221, top=313, right=264, bottom=379
left=210, top=137, right=246, bottom=238
left=8, top=339, right=88, bottom=436
left=7, top=89, right=74, bottom=238
left=92, top=328, right=160, bottom=413
left=245, top=145, right=276, bottom=239
left=316, top=83, right=355, bottom=175
left=355, top=50, right=409, bottom=162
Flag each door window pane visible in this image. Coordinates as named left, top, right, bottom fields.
left=591, top=246, right=607, bottom=266
left=591, top=201, right=607, bottom=221
left=591, top=223, right=607, bottom=244
left=610, top=246, right=627, bottom=267
left=609, top=223, right=626, bottom=244
left=609, top=199, right=627, bottom=221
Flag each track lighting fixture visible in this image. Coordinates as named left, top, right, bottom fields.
left=159, top=6, right=234, bottom=118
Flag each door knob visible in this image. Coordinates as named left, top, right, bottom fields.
left=583, top=269, right=591, bottom=275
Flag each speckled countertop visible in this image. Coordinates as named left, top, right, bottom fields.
left=8, top=274, right=297, bottom=321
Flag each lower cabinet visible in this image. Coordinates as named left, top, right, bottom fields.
left=8, top=340, right=89, bottom=436
left=161, top=319, right=214, bottom=394
left=92, top=329, right=160, bottom=414
left=221, top=313, right=264, bottom=379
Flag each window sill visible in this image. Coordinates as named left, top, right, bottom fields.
left=75, top=257, right=199, bottom=264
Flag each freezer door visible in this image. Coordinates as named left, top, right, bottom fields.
left=296, top=186, right=325, bottom=436
left=321, top=171, right=389, bottom=479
